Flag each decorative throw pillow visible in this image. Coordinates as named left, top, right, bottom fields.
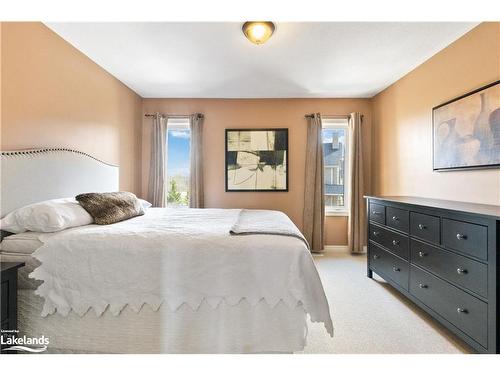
left=75, top=192, right=144, bottom=225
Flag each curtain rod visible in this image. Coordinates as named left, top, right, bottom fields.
left=144, top=113, right=204, bottom=119
left=304, top=114, right=363, bottom=119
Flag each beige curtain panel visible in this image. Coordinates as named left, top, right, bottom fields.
left=348, top=112, right=366, bottom=253
left=189, top=114, right=204, bottom=208
left=303, top=113, right=325, bottom=252
left=148, top=114, right=168, bottom=207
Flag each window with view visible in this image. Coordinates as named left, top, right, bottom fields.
left=166, top=118, right=191, bottom=207
left=322, top=118, right=349, bottom=214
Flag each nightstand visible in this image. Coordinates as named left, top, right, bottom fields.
left=1, top=262, right=25, bottom=352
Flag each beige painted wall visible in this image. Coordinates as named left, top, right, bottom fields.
left=0, top=22, right=143, bottom=194
left=143, top=99, right=372, bottom=245
left=372, top=22, right=500, bottom=205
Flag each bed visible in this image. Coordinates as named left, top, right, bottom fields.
left=0, top=148, right=333, bottom=353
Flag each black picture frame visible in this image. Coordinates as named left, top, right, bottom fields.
left=432, top=80, right=500, bottom=171
left=225, top=128, right=289, bottom=192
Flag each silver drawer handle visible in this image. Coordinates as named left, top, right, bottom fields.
left=392, top=239, right=400, bottom=246
left=373, top=231, right=380, bottom=236
left=418, top=251, right=427, bottom=257
left=418, top=283, right=428, bottom=289
left=418, top=224, right=426, bottom=230
left=457, top=267, right=468, bottom=275
left=392, top=266, right=400, bottom=272
left=372, top=211, right=382, bottom=216
left=456, top=233, right=467, bottom=240
left=392, top=216, right=399, bottom=221
left=373, top=254, right=380, bottom=260
left=457, top=308, right=468, bottom=314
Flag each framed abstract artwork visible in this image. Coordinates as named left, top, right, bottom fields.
left=433, top=80, right=500, bottom=171
left=225, top=128, right=288, bottom=192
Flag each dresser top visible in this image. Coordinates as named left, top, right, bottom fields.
left=1, top=262, right=25, bottom=273
left=365, top=196, right=500, bottom=219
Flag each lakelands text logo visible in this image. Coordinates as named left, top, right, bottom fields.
left=1, top=330, right=49, bottom=353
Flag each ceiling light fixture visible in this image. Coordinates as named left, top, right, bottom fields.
left=242, top=21, right=275, bottom=45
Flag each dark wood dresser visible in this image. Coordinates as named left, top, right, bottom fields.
left=365, top=196, right=499, bottom=353
left=1, top=262, right=25, bottom=352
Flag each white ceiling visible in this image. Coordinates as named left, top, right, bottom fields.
left=46, top=22, right=478, bottom=98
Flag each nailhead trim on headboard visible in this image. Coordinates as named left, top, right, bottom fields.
left=1, top=148, right=119, bottom=167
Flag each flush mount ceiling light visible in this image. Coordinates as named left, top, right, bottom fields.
left=242, top=21, right=275, bottom=45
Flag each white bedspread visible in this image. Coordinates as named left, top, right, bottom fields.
left=30, top=208, right=333, bottom=336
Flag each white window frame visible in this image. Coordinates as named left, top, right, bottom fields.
left=322, top=117, right=350, bottom=217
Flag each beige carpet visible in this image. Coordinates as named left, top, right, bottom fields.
left=301, top=251, right=472, bottom=354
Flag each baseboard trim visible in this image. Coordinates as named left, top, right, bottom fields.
left=323, top=245, right=367, bottom=254
left=324, top=245, right=349, bottom=253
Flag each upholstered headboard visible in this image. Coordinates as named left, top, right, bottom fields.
left=1, top=148, right=119, bottom=217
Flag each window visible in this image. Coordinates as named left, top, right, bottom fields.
left=322, top=118, right=349, bottom=215
left=166, top=118, right=190, bottom=207
left=324, top=165, right=341, bottom=186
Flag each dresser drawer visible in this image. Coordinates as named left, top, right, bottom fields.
left=410, top=239, right=487, bottom=298
left=1, top=320, right=13, bottom=351
left=370, top=243, right=409, bottom=290
left=410, top=212, right=440, bottom=245
left=1, top=280, right=8, bottom=322
left=386, top=206, right=409, bottom=233
left=410, top=265, right=488, bottom=348
left=370, top=224, right=409, bottom=260
left=369, top=202, right=385, bottom=224
left=442, top=218, right=488, bottom=260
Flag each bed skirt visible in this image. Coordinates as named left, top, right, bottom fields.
left=18, top=290, right=308, bottom=354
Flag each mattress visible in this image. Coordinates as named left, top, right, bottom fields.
left=0, top=231, right=46, bottom=254
left=0, top=231, right=53, bottom=290
left=18, top=289, right=307, bottom=354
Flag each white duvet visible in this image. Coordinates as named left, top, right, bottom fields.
left=31, top=208, right=333, bottom=336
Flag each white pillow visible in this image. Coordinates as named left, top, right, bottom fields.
left=0, top=198, right=93, bottom=234
left=139, top=199, right=152, bottom=210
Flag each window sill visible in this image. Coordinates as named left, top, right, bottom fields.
left=325, top=211, right=349, bottom=217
